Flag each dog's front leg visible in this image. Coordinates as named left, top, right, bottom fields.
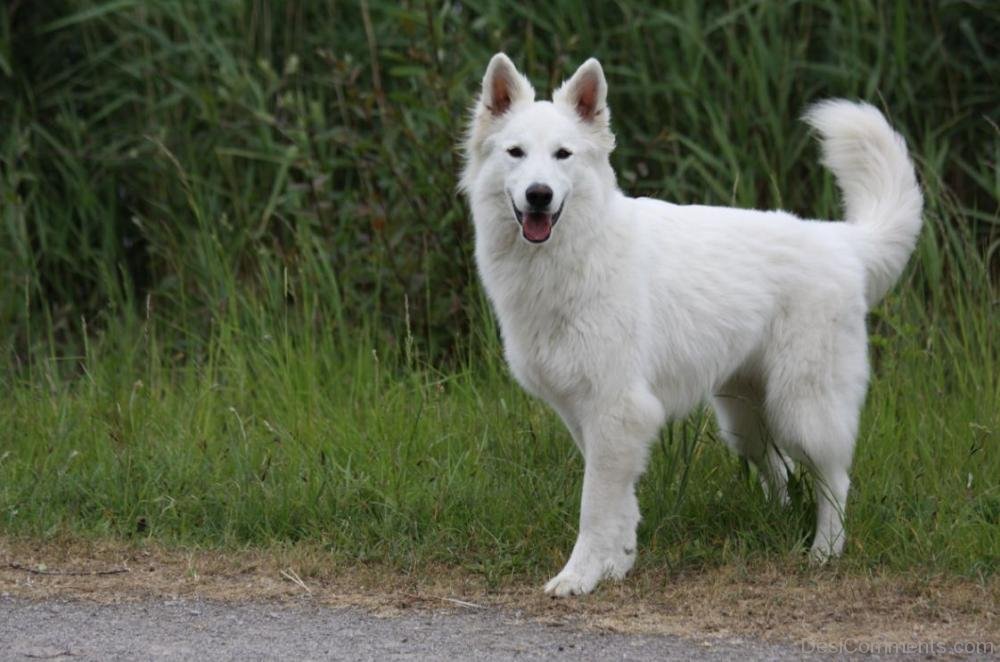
left=543, top=455, right=640, bottom=596
left=544, top=388, right=662, bottom=597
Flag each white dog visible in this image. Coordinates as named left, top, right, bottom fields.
left=460, top=54, right=922, bottom=596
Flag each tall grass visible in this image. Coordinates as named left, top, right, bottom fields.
left=0, top=1, right=997, bottom=581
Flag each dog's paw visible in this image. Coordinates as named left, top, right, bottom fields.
left=808, top=548, right=831, bottom=566
left=808, top=542, right=842, bottom=565
left=544, top=568, right=599, bottom=597
left=543, top=546, right=636, bottom=597
left=607, top=545, right=636, bottom=579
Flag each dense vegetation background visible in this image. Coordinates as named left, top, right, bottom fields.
left=0, top=1, right=996, bottom=576
left=2, top=0, right=996, bottom=361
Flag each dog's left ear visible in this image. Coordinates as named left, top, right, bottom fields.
left=554, top=58, right=609, bottom=127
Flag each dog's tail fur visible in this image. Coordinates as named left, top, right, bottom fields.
left=804, top=100, right=923, bottom=307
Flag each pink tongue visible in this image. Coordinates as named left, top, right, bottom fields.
left=523, top=212, right=552, bottom=242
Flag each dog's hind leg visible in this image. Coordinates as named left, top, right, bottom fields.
left=764, top=312, right=868, bottom=562
left=806, top=455, right=852, bottom=562
left=544, top=384, right=664, bottom=597
left=713, top=378, right=793, bottom=505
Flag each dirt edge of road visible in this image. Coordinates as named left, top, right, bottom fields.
left=2, top=537, right=996, bottom=647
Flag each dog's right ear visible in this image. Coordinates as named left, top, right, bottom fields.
left=479, top=53, right=534, bottom=118
left=460, top=54, right=534, bottom=195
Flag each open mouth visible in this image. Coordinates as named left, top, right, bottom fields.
left=510, top=196, right=564, bottom=243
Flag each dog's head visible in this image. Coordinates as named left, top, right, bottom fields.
left=460, top=54, right=616, bottom=245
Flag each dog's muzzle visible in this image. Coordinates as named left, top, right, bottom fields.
left=510, top=195, right=564, bottom=244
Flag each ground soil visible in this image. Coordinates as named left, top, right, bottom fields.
left=2, top=537, right=996, bottom=650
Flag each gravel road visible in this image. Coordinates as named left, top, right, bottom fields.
left=0, top=596, right=827, bottom=661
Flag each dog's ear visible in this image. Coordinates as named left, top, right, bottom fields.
left=554, top=58, right=609, bottom=127
left=480, top=53, right=534, bottom=118
left=460, top=54, right=535, bottom=195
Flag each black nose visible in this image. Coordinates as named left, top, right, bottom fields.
left=525, top=183, right=553, bottom=209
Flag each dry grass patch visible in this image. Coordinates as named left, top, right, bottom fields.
left=2, top=536, right=995, bottom=648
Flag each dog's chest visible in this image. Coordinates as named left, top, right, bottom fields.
left=500, top=308, right=594, bottom=400
left=478, top=239, right=634, bottom=400
left=493, top=280, right=624, bottom=401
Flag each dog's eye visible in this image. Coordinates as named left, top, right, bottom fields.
left=507, top=147, right=525, bottom=158
left=554, top=148, right=573, bottom=160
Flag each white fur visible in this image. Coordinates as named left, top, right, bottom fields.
left=460, top=54, right=923, bottom=597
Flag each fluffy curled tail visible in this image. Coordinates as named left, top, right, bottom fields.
left=804, top=100, right=923, bottom=306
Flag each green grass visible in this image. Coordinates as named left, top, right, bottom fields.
left=0, top=1, right=997, bottom=584
left=0, top=280, right=997, bottom=582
